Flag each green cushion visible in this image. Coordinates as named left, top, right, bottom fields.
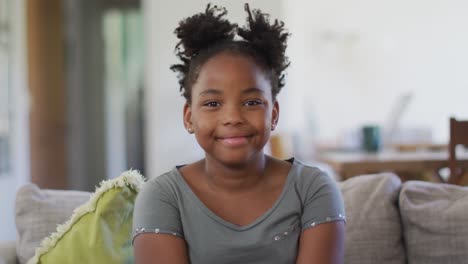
left=28, top=170, right=145, bottom=264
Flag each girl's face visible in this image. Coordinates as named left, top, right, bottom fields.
left=184, top=53, right=279, bottom=167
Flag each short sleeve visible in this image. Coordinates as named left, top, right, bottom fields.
left=132, top=177, right=184, bottom=243
left=300, top=169, right=346, bottom=230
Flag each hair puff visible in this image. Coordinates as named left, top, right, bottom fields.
left=170, top=4, right=237, bottom=98
left=171, top=3, right=290, bottom=101
left=237, top=3, right=290, bottom=90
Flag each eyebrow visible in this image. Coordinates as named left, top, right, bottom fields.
left=198, top=89, right=221, bottom=97
left=198, top=87, right=264, bottom=97
left=242, top=87, right=265, bottom=95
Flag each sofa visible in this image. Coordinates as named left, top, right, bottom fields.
left=1, top=172, right=468, bottom=264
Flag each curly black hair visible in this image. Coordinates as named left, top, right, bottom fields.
left=170, top=3, right=290, bottom=102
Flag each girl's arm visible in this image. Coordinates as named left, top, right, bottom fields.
left=296, top=221, right=345, bottom=264
left=134, top=234, right=190, bottom=264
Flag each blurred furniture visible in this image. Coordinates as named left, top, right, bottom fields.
left=319, top=147, right=468, bottom=183
left=269, top=134, right=293, bottom=159
left=448, top=118, right=468, bottom=185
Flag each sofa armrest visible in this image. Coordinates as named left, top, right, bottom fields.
left=0, top=240, right=18, bottom=264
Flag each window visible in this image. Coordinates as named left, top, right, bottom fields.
left=103, top=9, right=145, bottom=179
left=0, top=0, right=12, bottom=176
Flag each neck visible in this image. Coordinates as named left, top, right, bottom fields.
left=202, top=154, right=270, bottom=193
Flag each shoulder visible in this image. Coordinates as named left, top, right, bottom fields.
left=133, top=168, right=186, bottom=242
left=290, top=159, right=346, bottom=229
left=137, top=168, right=183, bottom=204
left=291, top=159, right=334, bottom=188
left=289, top=159, right=342, bottom=203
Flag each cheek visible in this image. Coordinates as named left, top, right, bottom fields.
left=259, top=109, right=274, bottom=125
left=191, top=113, right=212, bottom=131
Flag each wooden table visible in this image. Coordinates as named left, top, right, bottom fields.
left=319, top=149, right=468, bottom=182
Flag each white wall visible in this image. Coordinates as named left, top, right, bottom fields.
left=143, top=0, right=283, bottom=178
left=0, top=0, right=30, bottom=241
left=283, top=0, right=468, bottom=148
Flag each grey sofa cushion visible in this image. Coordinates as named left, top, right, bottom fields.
left=0, top=240, right=17, bottom=264
left=339, top=173, right=406, bottom=264
left=400, top=181, right=468, bottom=264
left=14, top=184, right=91, bottom=264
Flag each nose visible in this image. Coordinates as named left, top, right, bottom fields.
left=222, top=104, right=245, bottom=126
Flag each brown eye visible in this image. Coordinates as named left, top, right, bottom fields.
left=203, top=101, right=221, bottom=107
left=244, top=100, right=263, bottom=106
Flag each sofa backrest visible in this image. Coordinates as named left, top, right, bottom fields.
left=400, top=180, right=468, bottom=264
left=339, top=172, right=406, bottom=264
left=15, top=184, right=91, bottom=264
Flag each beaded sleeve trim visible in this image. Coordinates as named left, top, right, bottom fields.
left=302, top=213, right=346, bottom=230
left=132, top=227, right=184, bottom=244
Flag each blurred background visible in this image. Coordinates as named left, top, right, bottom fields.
left=1, top=0, right=467, bottom=240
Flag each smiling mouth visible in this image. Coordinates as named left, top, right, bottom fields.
left=218, top=136, right=251, bottom=147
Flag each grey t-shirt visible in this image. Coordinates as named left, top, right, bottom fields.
left=133, top=159, right=345, bottom=264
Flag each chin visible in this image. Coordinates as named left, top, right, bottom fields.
left=212, top=150, right=264, bottom=167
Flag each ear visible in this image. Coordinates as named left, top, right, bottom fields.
left=183, top=103, right=193, bottom=132
left=271, top=100, right=279, bottom=129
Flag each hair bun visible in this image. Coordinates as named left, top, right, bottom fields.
left=174, top=4, right=237, bottom=59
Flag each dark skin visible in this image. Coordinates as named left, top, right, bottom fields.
left=134, top=52, right=344, bottom=264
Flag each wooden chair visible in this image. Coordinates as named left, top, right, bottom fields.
left=448, top=117, right=468, bottom=185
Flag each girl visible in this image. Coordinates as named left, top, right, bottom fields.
left=133, top=4, right=345, bottom=264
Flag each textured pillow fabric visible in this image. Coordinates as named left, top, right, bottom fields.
left=15, top=184, right=91, bottom=264
left=0, top=240, right=18, bottom=264
left=338, top=173, right=406, bottom=264
left=27, top=170, right=145, bottom=264
left=400, top=181, right=468, bottom=264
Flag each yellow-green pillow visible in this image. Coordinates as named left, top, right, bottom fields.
left=28, top=170, right=145, bottom=264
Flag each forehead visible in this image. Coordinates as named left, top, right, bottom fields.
left=194, top=53, right=271, bottom=95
